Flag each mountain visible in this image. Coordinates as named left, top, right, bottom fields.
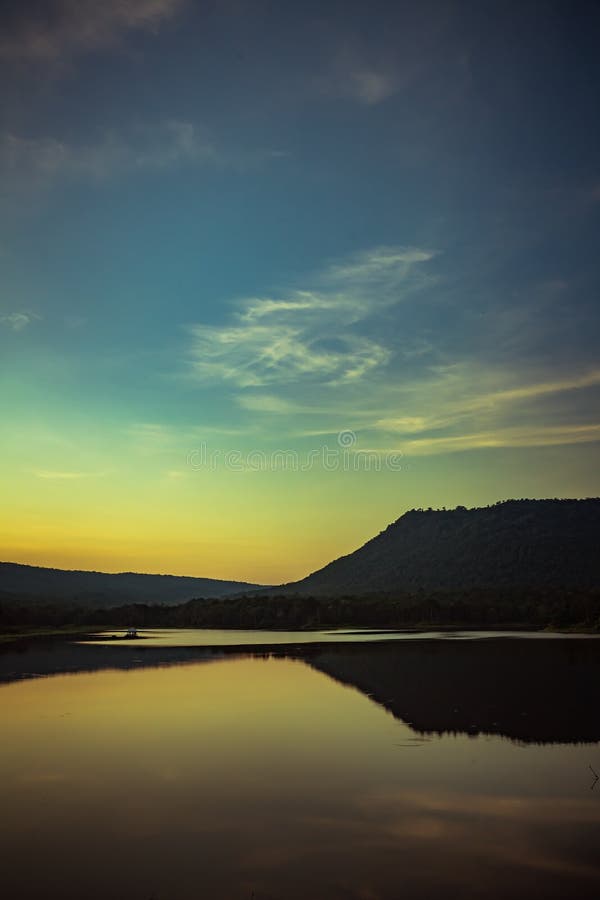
left=0, top=562, right=263, bottom=608
left=273, top=498, right=600, bottom=596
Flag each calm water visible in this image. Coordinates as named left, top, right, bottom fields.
left=87, top=626, right=599, bottom=646
left=1, top=631, right=599, bottom=899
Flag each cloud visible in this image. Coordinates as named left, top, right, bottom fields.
left=345, top=362, right=600, bottom=456
left=126, top=421, right=254, bottom=459
left=373, top=416, right=431, bottom=434
left=317, top=43, right=402, bottom=107
left=189, top=322, right=390, bottom=388
left=317, top=23, right=446, bottom=108
left=375, top=369, right=600, bottom=434
left=128, top=422, right=172, bottom=438
left=32, top=470, right=103, bottom=479
left=347, top=69, right=398, bottom=105
left=475, top=369, right=600, bottom=407
left=228, top=357, right=600, bottom=455
left=0, top=311, right=39, bottom=331
left=183, top=243, right=599, bottom=457
left=327, top=247, right=436, bottom=284
left=0, top=0, right=186, bottom=64
left=0, top=120, right=285, bottom=194
left=321, top=65, right=398, bottom=106
left=397, top=423, right=600, bottom=456
left=236, top=394, right=297, bottom=414
left=186, top=246, right=432, bottom=389
left=127, top=422, right=175, bottom=451
left=0, top=121, right=226, bottom=188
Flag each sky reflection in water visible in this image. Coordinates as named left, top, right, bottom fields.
left=1, top=637, right=599, bottom=899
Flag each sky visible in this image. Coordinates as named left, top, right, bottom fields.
left=1, top=0, right=599, bottom=584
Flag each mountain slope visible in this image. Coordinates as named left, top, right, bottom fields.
left=275, top=499, right=600, bottom=596
left=0, top=562, right=263, bottom=608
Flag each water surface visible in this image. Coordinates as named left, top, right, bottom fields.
left=1, top=632, right=599, bottom=899
left=87, top=625, right=598, bottom=646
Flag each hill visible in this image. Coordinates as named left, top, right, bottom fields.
left=0, top=562, right=263, bottom=608
left=272, top=499, right=600, bottom=596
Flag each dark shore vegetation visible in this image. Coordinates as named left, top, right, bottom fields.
left=1, top=585, right=599, bottom=638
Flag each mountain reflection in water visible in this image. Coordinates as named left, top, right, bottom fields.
left=1, top=632, right=599, bottom=744
left=0, top=633, right=599, bottom=900
left=304, top=638, right=600, bottom=743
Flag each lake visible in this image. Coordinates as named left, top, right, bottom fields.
left=1, top=629, right=599, bottom=899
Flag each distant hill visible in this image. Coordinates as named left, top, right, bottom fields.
left=0, top=562, right=263, bottom=608
left=273, top=499, right=600, bottom=596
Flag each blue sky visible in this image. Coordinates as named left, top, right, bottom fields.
left=1, top=0, right=599, bottom=581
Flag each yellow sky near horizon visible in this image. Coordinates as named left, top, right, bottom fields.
left=2, top=436, right=598, bottom=584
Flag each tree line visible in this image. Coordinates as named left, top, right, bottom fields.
left=1, top=585, right=599, bottom=634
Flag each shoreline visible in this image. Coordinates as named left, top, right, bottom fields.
left=2, top=622, right=599, bottom=646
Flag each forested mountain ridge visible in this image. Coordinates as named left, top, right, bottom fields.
left=3, top=499, right=599, bottom=629
left=0, top=562, right=263, bottom=608
left=273, top=499, right=600, bottom=596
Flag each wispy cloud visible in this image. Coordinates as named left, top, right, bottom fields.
left=317, top=42, right=402, bottom=106
left=397, top=423, right=600, bottom=456
left=0, top=0, right=186, bottom=64
left=32, top=470, right=103, bottom=480
left=375, top=368, right=600, bottom=435
left=316, top=25, right=445, bottom=108
left=127, top=422, right=176, bottom=454
left=187, top=246, right=434, bottom=389
left=345, top=69, right=398, bottom=105
left=0, top=311, right=39, bottom=331
left=477, top=370, right=600, bottom=406
left=188, top=322, right=390, bottom=388
left=286, top=364, right=600, bottom=453
left=127, top=421, right=254, bottom=455
left=184, top=246, right=600, bottom=454
left=0, top=120, right=267, bottom=189
left=327, top=247, right=435, bottom=282
left=236, top=394, right=298, bottom=414
left=128, top=422, right=173, bottom=440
